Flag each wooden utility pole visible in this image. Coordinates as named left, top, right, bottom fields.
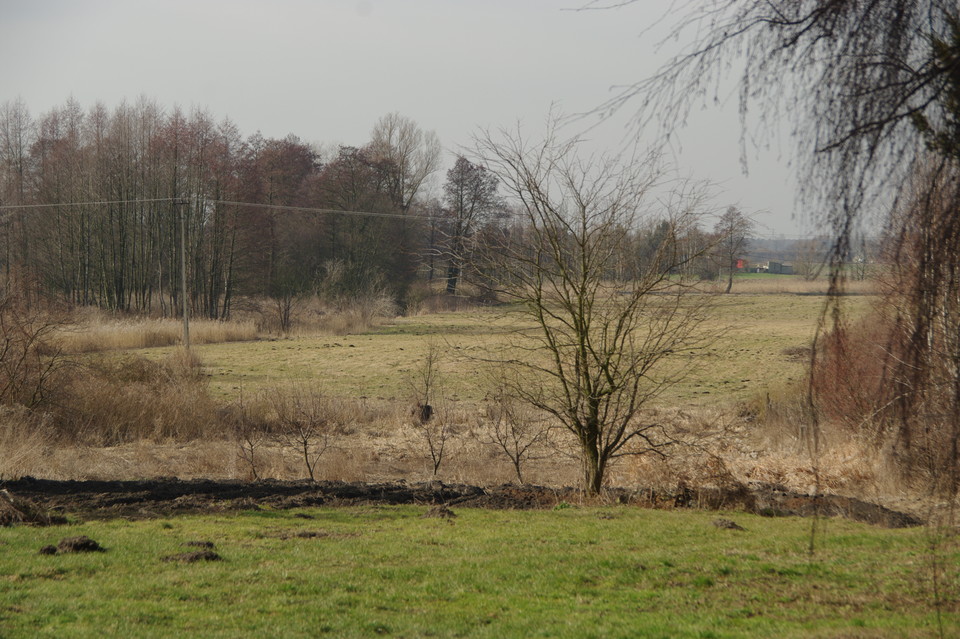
left=175, top=198, right=190, bottom=352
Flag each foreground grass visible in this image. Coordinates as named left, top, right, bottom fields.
left=1, top=507, right=955, bottom=638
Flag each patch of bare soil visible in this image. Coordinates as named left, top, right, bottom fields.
left=56, top=536, right=105, bottom=553
left=0, top=476, right=923, bottom=528
left=161, top=550, right=221, bottom=563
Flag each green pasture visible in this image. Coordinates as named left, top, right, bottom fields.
left=137, top=293, right=872, bottom=408
left=0, top=506, right=953, bottom=638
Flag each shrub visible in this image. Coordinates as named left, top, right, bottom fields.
left=51, top=352, right=218, bottom=445
left=266, top=384, right=343, bottom=481
left=0, top=295, right=66, bottom=408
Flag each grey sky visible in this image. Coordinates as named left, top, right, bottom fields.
left=1, top=0, right=809, bottom=236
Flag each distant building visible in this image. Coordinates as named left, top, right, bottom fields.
left=757, top=261, right=794, bottom=275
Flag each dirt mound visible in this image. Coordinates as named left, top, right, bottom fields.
left=57, top=536, right=105, bottom=553
left=0, top=476, right=923, bottom=528
left=0, top=489, right=67, bottom=526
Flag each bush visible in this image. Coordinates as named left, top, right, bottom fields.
left=51, top=352, right=218, bottom=445
left=0, top=295, right=67, bottom=408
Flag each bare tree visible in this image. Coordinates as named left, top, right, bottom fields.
left=793, top=238, right=827, bottom=282
left=441, top=156, right=502, bottom=295
left=606, top=1, right=960, bottom=499
left=473, top=120, right=717, bottom=494
left=483, top=380, right=552, bottom=484
left=408, top=343, right=454, bottom=477
left=713, top=206, right=753, bottom=293
left=269, top=385, right=339, bottom=482
left=369, top=112, right=441, bottom=214
left=368, top=113, right=442, bottom=306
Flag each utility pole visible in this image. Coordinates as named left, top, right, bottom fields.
left=175, top=198, right=190, bottom=352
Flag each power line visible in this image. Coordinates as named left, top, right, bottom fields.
left=211, top=199, right=439, bottom=221
left=0, top=197, right=853, bottom=240
left=0, top=198, right=177, bottom=211
left=0, top=197, right=450, bottom=223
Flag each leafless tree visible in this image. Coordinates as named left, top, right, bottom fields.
left=483, top=380, right=553, bottom=484
left=269, top=385, right=339, bottom=482
left=600, top=0, right=960, bottom=502
left=408, top=343, right=454, bottom=477
left=369, top=112, right=441, bottom=215
left=713, top=206, right=753, bottom=293
left=473, top=119, right=717, bottom=494
left=793, top=238, right=827, bottom=282
left=441, top=156, right=502, bottom=295
left=368, top=113, right=442, bottom=307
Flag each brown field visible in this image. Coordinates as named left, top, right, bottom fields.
left=2, top=280, right=914, bottom=514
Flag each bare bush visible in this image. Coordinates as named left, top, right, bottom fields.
left=223, top=389, right=270, bottom=481
left=0, top=295, right=66, bottom=408
left=408, top=344, right=455, bottom=476
left=268, top=385, right=341, bottom=481
left=482, top=384, right=552, bottom=484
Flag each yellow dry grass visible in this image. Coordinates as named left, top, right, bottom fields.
left=7, top=285, right=925, bottom=512
left=54, top=316, right=258, bottom=353
left=716, top=274, right=879, bottom=295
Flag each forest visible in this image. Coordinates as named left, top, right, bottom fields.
left=0, top=97, right=731, bottom=328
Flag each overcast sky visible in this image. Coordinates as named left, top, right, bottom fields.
left=1, top=0, right=811, bottom=236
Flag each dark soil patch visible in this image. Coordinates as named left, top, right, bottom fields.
left=183, top=540, right=215, bottom=549
left=0, top=476, right=923, bottom=528
left=57, top=536, right=105, bottom=553
left=0, top=489, right=67, bottom=527
left=162, top=550, right=221, bottom=563
left=713, top=518, right=746, bottom=531
left=273, top=530, right=360, bottom=540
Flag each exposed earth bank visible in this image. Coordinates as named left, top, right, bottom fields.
left=1, top=476, right=923, bottom=528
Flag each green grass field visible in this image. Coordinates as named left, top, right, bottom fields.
left=1, top=506, right=954, bottom=638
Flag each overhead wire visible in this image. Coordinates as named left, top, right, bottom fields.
left=0, top=197, right=832, bottom=238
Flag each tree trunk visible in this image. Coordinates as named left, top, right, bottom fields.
left=582, top=428, right=604, bottom=495
left=446, top=263, right=460, bottom=295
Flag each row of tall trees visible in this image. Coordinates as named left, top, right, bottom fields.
left=0, top=97, right=744, bottom=322
left=0, top=98, right=449, bottom=317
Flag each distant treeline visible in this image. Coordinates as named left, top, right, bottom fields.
left=0, top=97, right=735, bottom=317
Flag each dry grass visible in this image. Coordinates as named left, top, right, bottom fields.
left=0, top=407, right=57, bottom=480
left=0, top=384, right=932, bottom=518
left=43, top=349, right=220, bottom=445
left=5, top=285, right=936, bottom=514
left=50, top=292, right=404, bottom=353
left=250, top=294, right=397, bottom=337
left=54, top=315, right=258, bottom=353
left=713, top=274, right=880, bottom=295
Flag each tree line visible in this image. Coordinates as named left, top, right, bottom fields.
left=0, top=97, right=749, bottom=323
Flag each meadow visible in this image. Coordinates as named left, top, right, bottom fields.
left=2, top=278, right=886, bottom=496
left=1, top=505, right=954, bottom=638
left=135, top=289, right=868, bottom=406
left=3, top=276, right=959, bottom=638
